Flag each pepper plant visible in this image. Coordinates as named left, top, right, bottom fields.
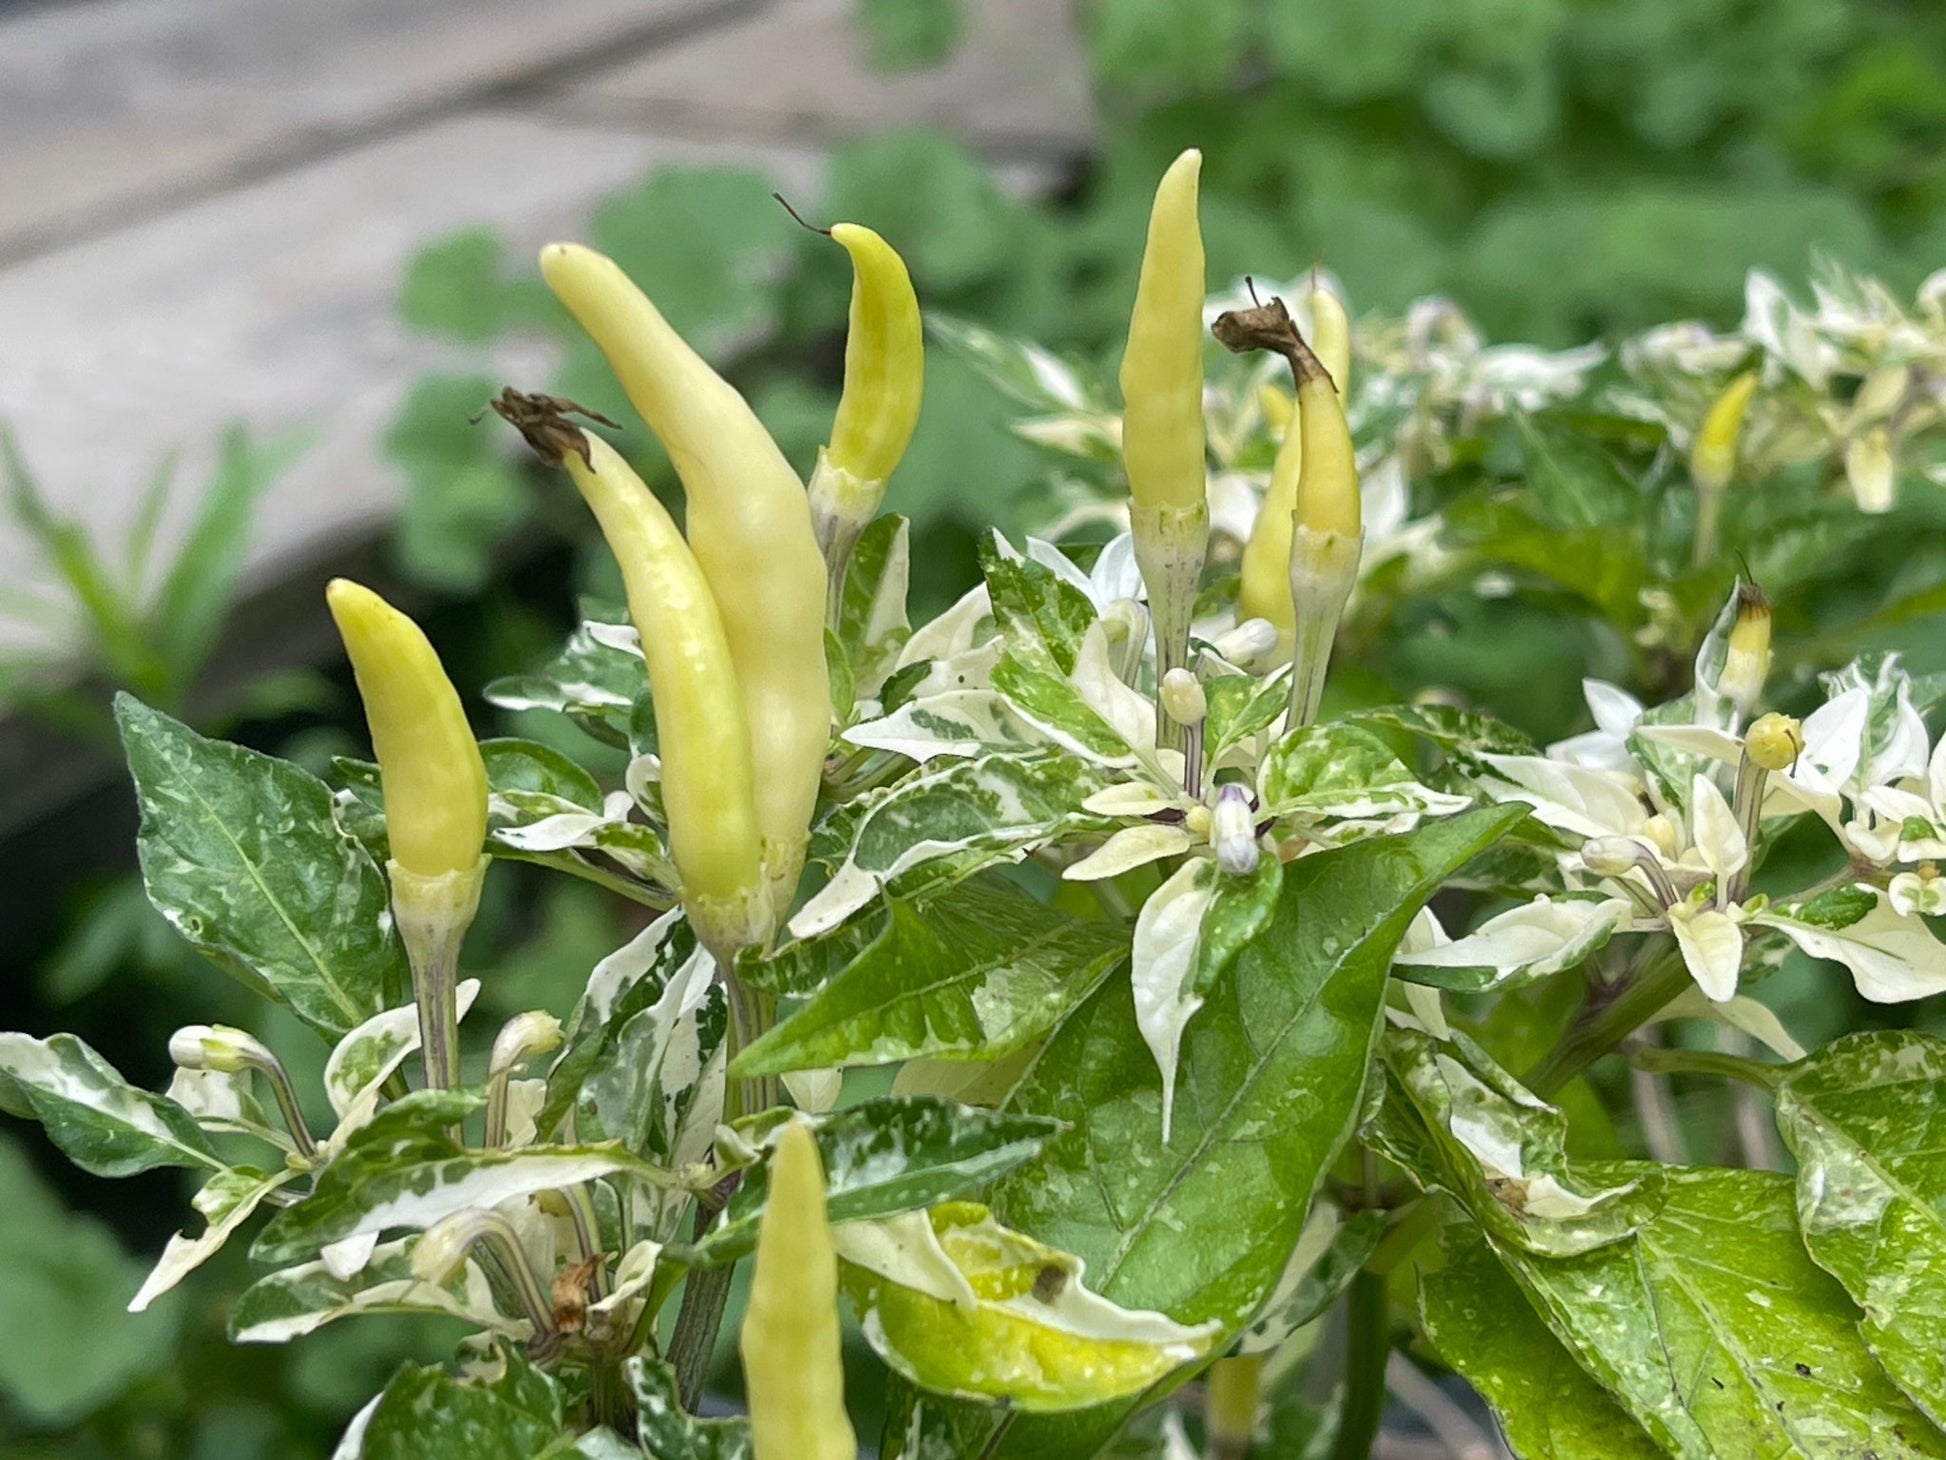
left=12, top=147, right=1946, bottom=1459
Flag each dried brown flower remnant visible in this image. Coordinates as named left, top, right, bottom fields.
left=1210, top=290, right=1336, bottom=393
left=478, top=387, right=620, bottom=468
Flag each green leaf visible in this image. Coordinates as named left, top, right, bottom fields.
left=1775, top=1029, right=1946, bottom=1425
left=230, top=1235, right=513, bottom=1345
left=981, top=534, right=1096, bottom=674
left=0, top=1135, right=177, bottom=1426
left=839, top=514, right=913, bottom=698
left=992, top=806, right=1527, bottom=1329
left=118, top=695, right=408, bottom=1039
left=1421, top=1230, right=1661, bottom=1459
left=1345, top=703, right=1541, bottom=761
left=734, top=876, right=1128, bottom=1076
left=1257, top=721, right=1467, bottom=820
left=856, top=0, right=965, bottom=71
left=1373, top=1023, right=1656, bottom=1257
left=485, top=607, right=648, bottom=751
left=1473, top=1166, right=1946, bottom=1456
left=1514, top=412, right=1642, bottom=530
left=398, top=228, right=557, bottom=343
left=481, top=738, right=604, bottom=808
left=1392, top=894, right=1631, bottom=993
left=680, top=1097, right=1064, bottom=1266
left=0, top=1031, right=218, bottom=1177
left=792, top=751, right=1111, bottom=937
left=357, top=1347, right=564, bottom=1460
left=147, top=425, right=312, bottom=695
left=628, top=1358, right=751, bottom=1460
left=1201, top=670, right=1293, bottom=767
left=252, top=1089, right=684, bottom=1264
left=925, top=313, right=1107, bottom=415
left=844, top=1202, right=1220, bottom=1412
left=129, top=1166, right=298, bottom=1312
left=1235, top=1205, right=1385, bottom=1355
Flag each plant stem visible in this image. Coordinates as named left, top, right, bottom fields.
left=1626, top=1042, right=1782, bottom=1090
left=1525, top=941, right=1689, bottom=1099
left=668, top=1259, right=734, bottom=1411
left=1329, top=1269, right=1390, bottom=1460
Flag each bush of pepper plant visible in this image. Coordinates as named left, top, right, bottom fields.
left=12, top=144, right=1946, bottom=1458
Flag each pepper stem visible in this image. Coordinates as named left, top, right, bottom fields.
left=389, top=857, right=488, bottom=1092
left=1132, top=500, right=1210, bottom=753
left=1287, top=524, right=1362, bottom=728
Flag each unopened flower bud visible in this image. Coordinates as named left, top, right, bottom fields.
left=1746, top=713, right=1804, bottom=773
left=1213, top=617, right=1280, bottom=669
left=1642, top=813, right=1684, bottom=861
left=488, top=1011, right=564, bottom=1081
left=1719, top=580, right=1771, bottom=718
left=1159, top=668, right=1206, bottom=728
left=1579, top=837, right=1649, bottom=878
left=169, top=1024, right=272, bottom=1075
left=1212, top=784, right=1261, bottom=876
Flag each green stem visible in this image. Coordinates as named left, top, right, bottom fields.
left=1627, top=1043, right=1782, bottom=1090
left=668, top=1259, right=734, bottom=1411
left=1329, top=1270, right=1390, bottom=1460
left=1525, top=941, right=1689, bottom=1099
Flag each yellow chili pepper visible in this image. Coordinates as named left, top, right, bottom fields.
left=741, top=1121, right=856, bottom=1460
left=327, top=580, right=488, bottom=880
left=1257, top=381, right=1294, bottom=440
left=1238, top=284, right=1352, bottom=647
left=825, top=223, right=923, bottom=490
left=558, top=433, right=768, bottom=955
left=539, top=244, right=827, bottom=906
left=1120, top=148, right=1206, bottom=514
left=326, top=579, right=490, bottom=1089
left=1119, top=148, right=1210, bottom=731
left=1292, top=329, right=1359, bottom=538
left=809, top=221, right=924, bottom=623
left=1691, top=369, right=1757, bottom=563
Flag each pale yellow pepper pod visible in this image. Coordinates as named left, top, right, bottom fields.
left=1293, top=343, right=1359, bottom=537
left=1119, top=148, right=1207, bottom=514
left=1691, top=369, right=1758, bottom=563
left=540, top=244, right=828, bottom=907
left=1239, top=284, right=1353, bottom=646
left=327, top=578, right=490, bottom=1089
left=826, top=223, right=923, bottom=490
left=560, top=433, right=769, bottom=955
left=741, top=1121, right=856, bottom=1460
left=1119, top=148, right=1210, bottom=739
left=810, top=222, right=924, bottom=624
left=1720, top=579, right=1772, bottom=720
left=326, top=579, right=488, bottom=880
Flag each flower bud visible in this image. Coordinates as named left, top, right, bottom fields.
left=169, top=1024, right=272, bottom=1075
left=488, top=1011, right=564, bottom=1080
left=1579, top=837, right=1651, bottom=879
left=1746, top=713, right=1804, bottom=773
left=1719, top=580, right=1771, bottom=718
left=1212, top=784, right=1261, bottom=876
left=1159, top=668, right=1206, bottom=728
left=1214, top=617, right=1280, bottom=668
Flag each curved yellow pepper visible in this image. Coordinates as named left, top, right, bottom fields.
left=539, top=244, right=827, bottom=904
left=1118, top=148, right=1207, bottom=514
left=325, top=579, right=487, bottom=880
left=826, top=223, right=923, bottom=489
left=559, top=433, right=767, bottom=948
left=1293, top=334, right=1359, bottom=537
left=741, top=1121, right=856, bottom=1460
left=1238, top=285, right=1355, bottom=639
left=1692, top=370, right=1758, bottom=497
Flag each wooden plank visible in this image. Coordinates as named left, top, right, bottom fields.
left=0, top=111, right=829, bottom=658
left=0, top=0, right=766, bottom=261
left=558, top=0, right=1096, bottom=157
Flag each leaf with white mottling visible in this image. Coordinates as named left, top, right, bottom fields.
left=0, top=1031, right=220, bottom=1176
left=734, top=876, right=1127, bottom=1076
left=1236, top=1204, right=1385, bottom=1355
left=231, top=1237, right=513, bottom=1345
left=1131, top=859, right=1218, bottom=1142
left=629, top=1357, right=751, bottom=1460
left=1755, top=885, right=1946, bottom=1003
left=791, top=751, right=1111, bottom=937
left=1421, top=1231, right=1661, bottom=1459
left=354, top=1346, right=563, bottom=1459
left=839, top=515, right=913, bottom=700
left=680, top=1097, right=1062, bottom=1266
left=1373, top=1022, right=1654, bottom=1257
left=1260, top=723, right=1471, bottom=821
left=1776, top=1030, right=1946, bottom=1425
left=483, top=605, right=646, bottom=749
left=324, top=979, right=482, bottom=1120
left=1063, top=822, right=1195, bottom=881
left=118, top=695, right=407, bottom=1039
left=1473, top=1166, right=1946, bottom=1457
left=845, top=1202, right=1221, bottom=1412
left=1393, top=895, right=1631, bottom=992
left=129, top=1166, right=298, bottom=1311
left=251, top=1089, right=688, bottom=1264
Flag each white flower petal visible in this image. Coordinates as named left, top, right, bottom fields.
left=1064, top=823, right=1197, bottom=881
left=1131, top=860, right=1218, bottom=1142
left=1688, top=773, right=1747, bottom=884
left=1672, top=907, right=1743, bottom=1002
